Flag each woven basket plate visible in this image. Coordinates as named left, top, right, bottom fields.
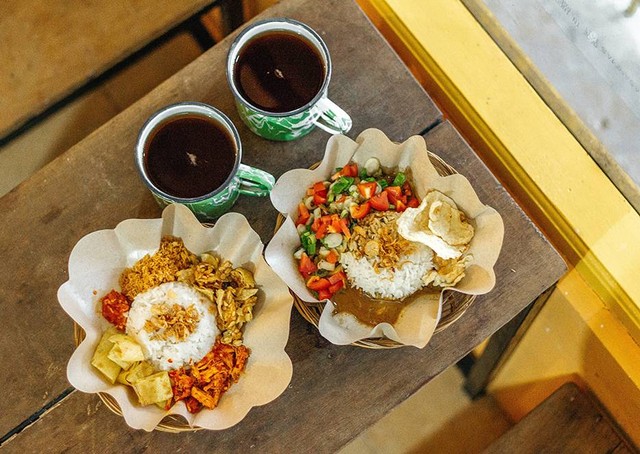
left=275, top=153, right=475, bottom=349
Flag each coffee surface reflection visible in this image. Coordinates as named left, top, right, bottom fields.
left=144, top=115, right=236, bottom=199
left=234, top=31, right=325, bottom=113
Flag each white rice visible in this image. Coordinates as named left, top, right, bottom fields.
left=126, top=281, right=218, bottom=371
left=340, top=244, right=434, bottom=300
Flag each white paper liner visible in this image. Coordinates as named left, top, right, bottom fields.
left=265, top=128, right=504, bottom=348
left=58, top=204, right=294, bottom=431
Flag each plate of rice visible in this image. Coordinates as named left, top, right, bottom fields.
left=58, top=204, right=294, bottom=431
left=265, top=128, right=504, bottom=348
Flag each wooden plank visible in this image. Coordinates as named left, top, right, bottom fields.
left=483, top=383, right=636, bottom=454
left=1, top=114, right=565, bottom=451
left=0, top=0, right=440, bottom=438
left=0, top=0, right=215, bottom=140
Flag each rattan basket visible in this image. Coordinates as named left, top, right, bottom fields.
left=276, top=152, right=476, bottom=349
left=73, top=152, right=474, bottom=429
left=73, top=324, right=200, bottom=432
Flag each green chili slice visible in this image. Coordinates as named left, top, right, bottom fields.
left=300, top=231, right=317, bottom=256
left=331, top=176, right=354, bottom=194
left=392, top=172, right=406, bottom=186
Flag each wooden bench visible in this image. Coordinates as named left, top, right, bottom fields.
left=0, top=0, right=243, bottom=144
left=484, top=383, right=637, bottom=453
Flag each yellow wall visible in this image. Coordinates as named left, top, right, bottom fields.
left=357, top=0, right=640, bottom=445
left=489, top=269, right=640, bottom=444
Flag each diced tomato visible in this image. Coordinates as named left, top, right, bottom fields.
left=316, top=289, right=333, bottom=300
left=407, top=196, right=420, bottom=208
left=326, top=249, right=339, bottom=264
left=298, top=253, right=317, bottom=276
left=402, top=182, right=414, bottom=197
left=343, top=163, right=358, bottom=177
left=357, top=182, right=377, bottom=199
left=337, top=217, right=351, bottom=238
left=311, top=216, right=322, bottom=232
left=296, top=203, right=310, bottom=225
left=326, top=270, right=347, bottom=296
left=385, top=186, right=402, bottom=201
left=311, top=214, right=340, bottom=239
left=327, top=215, right=342, bottom=233
left=328, top=280, right=344, bottom=294
left=328, top=270, right=347, bottom=286
left=312, top=182, right=328, bottom=206
left=313, top=182, right=326, bottom=194
left=315, top=221, right=329, bottom=239
left=332, top=163, right=359, bottom=180
left=306, top=275, right=331, bottom=291
left=313, top=192, right=327, bottom=205
left=311, top=214, right=349, bottom=240
left=325, top=216, right=338, bottom=233
left=370, top=191, right=390, bottom=211
left=349, top=201, right=371, bottom=219
left=395, top=199, right=407, bottom=212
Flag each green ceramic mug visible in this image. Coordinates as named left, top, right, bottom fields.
left=135, top=102, right=274, bottom=221
left=227, top=18, right=352, bottom=141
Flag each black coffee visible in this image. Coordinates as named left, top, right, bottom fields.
left=234, top=31, right=325, bottom=113
left=144, top=115, right=236, bottom=199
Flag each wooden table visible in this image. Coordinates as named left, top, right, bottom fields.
left=0, top=0, right=566, bottom=451
left=0, top=0, right=242, bottom=143
left=484, top=383, right=634, bottom=453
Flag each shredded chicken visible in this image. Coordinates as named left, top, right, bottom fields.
left=168, top=340, right=250, bottom=413
left=177, top=253, right=258, bottom=346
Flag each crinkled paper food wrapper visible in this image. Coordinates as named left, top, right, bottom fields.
left=57, top=204, right=294, bottom=431
left=265, top=128, right=504, bottom=348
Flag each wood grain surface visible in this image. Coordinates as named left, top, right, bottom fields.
left=0, top=0, right=565, bottom=451
left=0, top=0, right=214, bottom=139
left=483, top=382, right=635, bottom=453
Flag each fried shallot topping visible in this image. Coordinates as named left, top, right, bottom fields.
left=144, top=303, right=200, bottom=341
left=347, top=211, right=415, bottom=272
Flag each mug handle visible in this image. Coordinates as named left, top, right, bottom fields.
left=237, top=164, right=275, bottom=197
left=313, top=98, right=352, bottom=135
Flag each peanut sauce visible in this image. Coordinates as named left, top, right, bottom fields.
left=331, top=285, right=435, bottom=327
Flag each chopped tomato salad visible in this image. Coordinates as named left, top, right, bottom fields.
left=294, top=160, right=419, bottom=300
